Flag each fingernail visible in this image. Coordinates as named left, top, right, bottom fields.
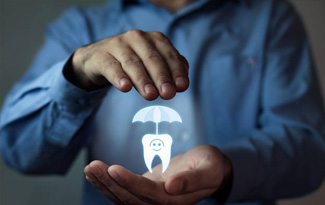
left=90, top=166, right=102, bottom=177
left=119, top=78, right=129, bottom=87
left=108, top=169, right=120, bottom=182
left=161, top=83, right=174, bottom=94
left=144, top=84, right=156, bottom=94
left=175, top=77, right=187, bottom=89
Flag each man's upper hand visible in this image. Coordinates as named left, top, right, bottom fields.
left=69, top=30, right=189, bottom=100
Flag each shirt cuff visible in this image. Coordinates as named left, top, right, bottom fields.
left=220, top=138, right=259, bottom=202
left=47, top=56, right=109, bottom=147
left=50, top=55, right=109, bottom=110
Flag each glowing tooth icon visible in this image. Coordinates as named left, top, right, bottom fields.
left=142, top=134, right=172, bottom=173
left=132, top=106, right=182, bottom=173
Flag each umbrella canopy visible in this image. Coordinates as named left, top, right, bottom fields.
left=132, top=106, right=182, bottom=134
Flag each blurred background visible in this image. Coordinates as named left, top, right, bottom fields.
left=0, top=0, right=324, bottom=204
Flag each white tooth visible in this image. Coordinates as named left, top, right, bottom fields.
left=142, top=134, right=155, bottom=173
left=142, top=134, right=173, bottom=173
left=159, top=134, right=172, bottom=173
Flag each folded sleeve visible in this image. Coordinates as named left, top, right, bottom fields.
left=220, top=0, right=325, bottom=202
left=0, top=7, right=108, bottom=174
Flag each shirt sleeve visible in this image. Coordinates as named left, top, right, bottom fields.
left=0, top=7, right=108, bottom=174
left=220, top=0, right=325, bottom=202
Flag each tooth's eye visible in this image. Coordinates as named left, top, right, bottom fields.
left=158, top=143, right=161, bottom=146
left=153, top=143, right=156, bottom=146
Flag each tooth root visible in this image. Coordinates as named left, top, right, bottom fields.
left=161, top=150, right=171, bottom=173
left=160, top=134, right=173, bottom=173
left=143, top=148, right=155, bottom=173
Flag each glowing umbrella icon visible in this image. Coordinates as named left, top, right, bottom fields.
left=132, top=106, right=182, bottom=134
left=133, top=106, right=182, bottom=173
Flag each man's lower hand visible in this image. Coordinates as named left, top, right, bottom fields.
left=84, top=145, right=232, bottom=204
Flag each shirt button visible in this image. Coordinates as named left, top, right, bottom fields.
left=247, top=57, right=257, bottom=67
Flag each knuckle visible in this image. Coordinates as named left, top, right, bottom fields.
left=147, top=52, right=163, bottom=61
left=126, top=29, right=145, bottom=38
left=109, top=36, right=124, bottom=45
left=151, top=31, right=166, bottom=40
left=74, top=47, right=86, bottom=63
left=156, top=74, right=170, bottom=84
left=104, top=59, right=120, bottom=68
left=95, top=49, right=110, bottom=61
left=77, top=47, right=93, bottom=67
left=119, top=51, right=135, bottom=59
left=137, top=74, right=151, bottom=86
left=120, top=52, right=142, bottom=67
left=123, top=57, right=143, bottom=67
left=108, top=61, right=121, bottom=69
left=166, top=51, right=182, bottom=61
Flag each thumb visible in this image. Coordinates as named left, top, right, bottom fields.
left=164, top=165, right=223, bottom=195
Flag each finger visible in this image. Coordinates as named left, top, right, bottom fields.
left=89, top=160, right=141, bottom=204
left=88, top=161, right=144, bottom=205
left=180, top=55, right=189, bottom=73
left=84, top=165, right=121, bottom=204
left=170, top=188, right=215, bottom=204
left=150, top=31, right=189, bottom=92
left=96, top=53, right=132, bottom=92
left=108, top=165, right=170, bottom=204
left=165, top=165, right=221, bottom=195
left=111, top=45, right=159, bottom=101
left=125, top=30, right=176, bottom=100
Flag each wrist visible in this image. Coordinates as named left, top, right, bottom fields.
left=65, top=48, right=106, bottom=91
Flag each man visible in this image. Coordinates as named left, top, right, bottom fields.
left=0, top=0, right=324, bottom=204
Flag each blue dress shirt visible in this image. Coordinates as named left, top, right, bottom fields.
left=1, top=0, right=324, bottom=204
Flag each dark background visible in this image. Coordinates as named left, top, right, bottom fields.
left=0, top=0, right=324, bottom=204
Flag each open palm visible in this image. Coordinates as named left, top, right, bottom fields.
left=84, top=145, right=232, bottom=204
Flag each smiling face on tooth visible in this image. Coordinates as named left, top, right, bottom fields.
left=150, top=139, right=164, bottom=151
